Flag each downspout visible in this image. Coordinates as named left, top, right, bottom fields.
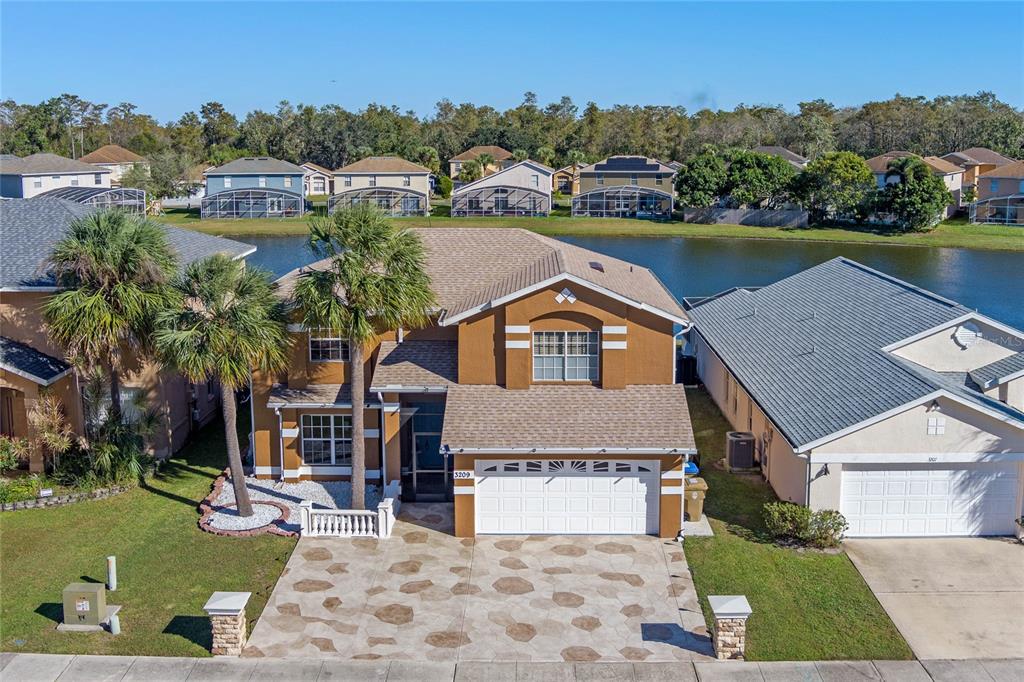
left=802, top=453, right=812, bottom=507
left=377, top=392, right=387, bottom=487
left=275, top=407, right=284, bottom=482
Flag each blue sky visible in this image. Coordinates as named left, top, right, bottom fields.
left=2, top=1, right=1021, bottom=122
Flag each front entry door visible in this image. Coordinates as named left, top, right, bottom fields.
left=413, top=432, right=448, bottom=501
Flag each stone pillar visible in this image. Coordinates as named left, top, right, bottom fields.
left=708, top=595, right=752, bottom=661
left=203, top=591, right=251, bottom=656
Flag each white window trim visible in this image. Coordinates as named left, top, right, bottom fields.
left=532, top=330, right=600, bottom=382
left=308, top=330, right=350, bottom=363
left=224, top=177, right=232, bottom=188
left=300, top=414, right=353, bottom=466
left=926, top=416, right=946, bottom=436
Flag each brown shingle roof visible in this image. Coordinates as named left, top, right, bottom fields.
left=79, top=144, right=145, bottom=164
left=441, top=384, right=696, bottom=451
left=752, top=146, right=808, bottom=168
left=978, top=160, right=1024, bottom=179
left=450, top=146, right=513, bottom=162
left=370, top=340, right=458, bottom=390
left=865, top=151, right=916, bottom=173
left=267, top=383, right=375, bottom=408
left=943, top=147, right=1016, bottom=167
left=922, top=156, right=964, bottom=175
left=276, top=228, right=687, bottom=324
left=334, top=156, right=430, bottom=174
left=301, top=161, right=333, bottom=175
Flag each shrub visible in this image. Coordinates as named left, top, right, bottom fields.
left=0, top=436, right=30, bottom=472
left=436, top=175, right=453, bottom=199
left=763, top=501, right=811, bottom=540
left=807, top=509, right=849, bottom=548
left=0, top=475, right=46, bottom=504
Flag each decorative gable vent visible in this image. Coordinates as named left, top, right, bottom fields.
left=555, top=287, right=577, bottom=304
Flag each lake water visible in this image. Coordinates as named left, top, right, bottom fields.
left=233, top=234, right=1024, bottom=329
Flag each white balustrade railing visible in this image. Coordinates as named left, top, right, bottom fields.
left=298, top=481, right=402, bottom=539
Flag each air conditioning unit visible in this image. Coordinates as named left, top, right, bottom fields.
left=726, top=431, right=756, bottom=470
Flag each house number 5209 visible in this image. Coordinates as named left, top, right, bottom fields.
left=453, top=470, right=474, bottom=480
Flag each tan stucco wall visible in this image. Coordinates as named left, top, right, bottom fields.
left=332, top=172, right=431, bottom=201
left=978, top=175, right=1023, bottom=200
left=579, top=173, right=672, bottom=194
left=892, top=319, right=1020, bottom=373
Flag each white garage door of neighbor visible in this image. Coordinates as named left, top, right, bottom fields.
left=474, top=459, right=660, bottom=534
left=841, top=462, right=1020, bottom=537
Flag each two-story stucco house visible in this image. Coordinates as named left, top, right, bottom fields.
left=301, top=162, right=334, bottom=197
left=687, top=257, right=1024, bottom=537
left=1, top=153, right=111, bottom=199
left=0, top=197, right=255, bottom=470
left=941, top=147, right=1016, bottom=190
left=201, top=157, right=306, bottom=219
left=79, top=144, right=148, bottom=185
left=251, top=228, right=696, bottom=538
left=329, top=156, right=431, bottom=216
left=970, top=160, right=1024, bottom=225
left=865, top=151, right=964, bottom=217
left=450, top=160, right=553, bottom=217
left=448, top=146, right=513, bottom=181
left=572, top=156, right=676, bottom=219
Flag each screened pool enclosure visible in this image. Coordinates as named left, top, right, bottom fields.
left=450, top=185, right=550, bottom=217
left=38, top=186, right=147, bottom=213
left=571, top=186, right=673, bottom=219
left=201, top=188, right=305, bottom=219
left=327, top=187, right=428, bottom=216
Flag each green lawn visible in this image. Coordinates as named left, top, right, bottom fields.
left=0, top=422, right=295, bottom=656
left=683, top=387, right=913, bottom=661
left=158, top=207, right=1024, bottom=252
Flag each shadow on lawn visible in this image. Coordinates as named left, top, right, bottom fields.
left=35, top=603, right=63, bottom=624
left=163, top=615, right=212, bottom=650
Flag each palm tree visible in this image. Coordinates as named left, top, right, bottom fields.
left=512, top=148, right=529, bottom=163
left=458, top=159, right=483, bottom=183
left=477, top=152, right=495, bottom=176
left=155, top=255, right=289, bottom=516
left=45, top=209, right=177, bottom=421
left=293, top=204, right=435, bottom=510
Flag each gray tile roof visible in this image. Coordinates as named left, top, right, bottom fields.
left=969, top=352, right=1024, bottom=389
left=0, top=336, right=71, bottom=385
left=0, top=198, right=255, bottom=289
left=204, top=157, right=306, bottom=175
left=0, top=152, right=109, bottom=176
left=441, top=384, right=696, bottom=451
left=686, top=257, right=1024, bottom=450
left=370, top=341, right=457, bottom=390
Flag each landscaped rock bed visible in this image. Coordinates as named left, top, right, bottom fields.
left=198, top=469, right=382, bottom=536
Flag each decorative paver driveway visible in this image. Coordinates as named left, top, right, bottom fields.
left=245, top=503, right=712, bottom=662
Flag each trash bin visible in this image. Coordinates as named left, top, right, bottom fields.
left=684, top=477, right=708, bottom=522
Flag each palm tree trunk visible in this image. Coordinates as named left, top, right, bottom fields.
left=350, top=340, right=366, bottom=510
left=107, top=358, right=122, bottom=422
left=221, top=382, right=254, bottom=517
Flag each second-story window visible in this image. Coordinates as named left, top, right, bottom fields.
left=656, top=173, right=663, bottom=185
left=989, top=179, right=998, bottom=193
left=224, top=177, right=232, bottom=188
left=533, top=331, right=599, bottom=382
left=284, top=176, right=293, bottom=188
left=369, top=176, right=377, bottom=187
left=596, top=173, right=604, bottom=185
left=94, top=173, right=103, bottom=185
left=403, top=175, right=411, bottom=187
left=309, top=329, right=350, bottom=362
left=258, top=176, right=267, bottom=187
left=630, top=173, right=638, bottom=185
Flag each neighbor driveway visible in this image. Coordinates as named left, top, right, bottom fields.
left=845, top=538, right=1024, bottom=660
left=245, top=503, right=712, bottom=662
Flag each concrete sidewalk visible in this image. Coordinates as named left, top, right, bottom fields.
left=2, top=653, right=1022, bottom=681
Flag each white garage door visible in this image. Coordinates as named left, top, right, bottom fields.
left=841, top=463, right=1020, bottom=537
left=474, top=459, right=659, bottom=534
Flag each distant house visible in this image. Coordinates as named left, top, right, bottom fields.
left=970, top=160, right=1024, bottom=225
left=79, top=144, right=148, bottom=185
left=752, top=146, right=808, bottom=170
left=0, top=153, right=111, bottom=199
left=448, top=145, right=513, bottom=180
left=942, top=147, right=1016, bottom=190
left=451, top=160, right=553, bottom=217
left=301, top=162, right=334, bottom=197
left=201, top=157, right=306, bottom=219
left=664, top=160, right=683, bottom=172
left=866, top=151, right=964, bottom=216
left=572, top=156, right=676, bottom=220
left=329, top=156, right=431, bottom=217
left=552, top=163, right=583, bottom=195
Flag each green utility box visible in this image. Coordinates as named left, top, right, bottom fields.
left=62, top=583, right=106, bottom=627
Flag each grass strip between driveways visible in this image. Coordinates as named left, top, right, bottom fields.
left=683, top=387, right=913, bottom=661
left=0, top=421, right=295, bottom=657
left=157, top=208, right=1024, bottom=252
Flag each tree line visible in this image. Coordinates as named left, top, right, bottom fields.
left=2, top=91, right=1021, bottom=180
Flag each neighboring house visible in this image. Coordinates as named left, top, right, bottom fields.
left=79, top=144, right=148, bottom=185
left=1, top=153, right=111, bottom=199
left=201, top=157, right=306, bottom=219
left=0, top=197, right=255, bottom=470
left=330, top=156, right=431, bottom=216
left=450, top=160, right=553, bottom=217
left=752, top=145, right=808, bottom=170
left=448, top=145, right=513, bottom=180
left=941, top=147, right=1016, bottom=189
left=687, top=257, right=1024, bottom=538
left=252, top=228, right=695, bottom=538
left=572, top=156, right=676, bottom=219
left=866, top=151, right=964, bottom=216
left=301, top=162, right=334, bottom=197
left=552, top=163, right=583, bottom=195
left=970, top=160, right=1024, bottom=225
